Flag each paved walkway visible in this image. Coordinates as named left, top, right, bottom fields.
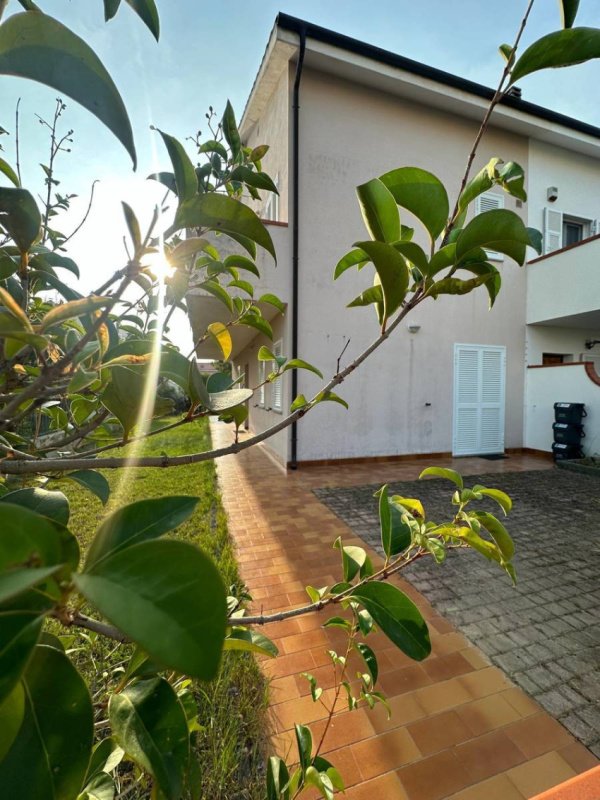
left=316, top=469, right=600, bottom=758
left=212, top=422, right=598, bottom=799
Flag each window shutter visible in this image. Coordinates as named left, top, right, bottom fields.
left=543, top=207, right=563, bottom=254
left=259, top=361, right=266, bottom=406
left=475, top=192, right=504, bottom=260
left=453, top=344, right=505, bottom=456
left=271, top=340, right=283, bottom=411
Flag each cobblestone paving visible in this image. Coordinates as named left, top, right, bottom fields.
left=315, top=468, right=600, bottom=756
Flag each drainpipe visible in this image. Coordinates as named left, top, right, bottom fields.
left=290, top=26, right=306, bottom=470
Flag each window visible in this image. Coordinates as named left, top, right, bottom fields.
left=271, top=340, right=283, bottom=412
left=263, top=173, right=279, bottom=221
left=475, top=192, right=504, bottom=261
left=544, top=209, right=595, bottom=254
left=542, top=353, right=565, bottom=365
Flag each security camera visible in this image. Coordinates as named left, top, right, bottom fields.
left=547, top=186, right=558, bottom=203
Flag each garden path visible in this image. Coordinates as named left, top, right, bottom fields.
left=212, top=421, right=598, bottom=800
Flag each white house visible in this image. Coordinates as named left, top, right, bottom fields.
left=187, top=14, right=600, bottom=466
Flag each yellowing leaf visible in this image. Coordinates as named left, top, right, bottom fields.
left=207, top=322, right=232, bottom=360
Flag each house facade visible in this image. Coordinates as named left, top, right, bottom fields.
left=187, top=14, right=600, bottom=466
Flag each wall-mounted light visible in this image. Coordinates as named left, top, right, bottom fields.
left=547, top=186, right=558, bottom=203
left=407, top=323, right=421, bottom=334
left=585, top=339, right=600, bottom=350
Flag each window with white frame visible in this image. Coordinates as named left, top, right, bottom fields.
left=263, top=173, right=279, bottom=222
left=475, top=192, right=504, bottom=261
left=271, top=340, right=283, bottom=412
left=258, top=360, right=266, bottom=407
left=543, top=208, right=596, bottom=255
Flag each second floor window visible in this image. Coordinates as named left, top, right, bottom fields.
left=264, top=174, right=279, bottom=221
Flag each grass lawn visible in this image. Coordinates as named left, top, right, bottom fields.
left=51, top=418, right=269, bottom=800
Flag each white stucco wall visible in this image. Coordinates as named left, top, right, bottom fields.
left=292, top=67, right=530, bottom=462
left=527, top=238, right=600, bottom=325
left=526, top=325, right=600, bottom=365
left=528, top=140, right=600, bottom=239
left=525, top=364, right=600, bottom=456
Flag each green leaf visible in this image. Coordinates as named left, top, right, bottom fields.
left=379, top=167, right=449, bottom=240
left=124, top=0, right=160, bottom=40
left=199, top=139, right=228, bottom=160
left=456, top=209, right=530, bottom=265
left=157, top=130, right=198, bottom=202
left=379, top=484, right=392, bottom=557
left=205, top=371, right=234, bottom=393
left=39, top=295, right=114, bottom=331
left=74, top=539, right=227, bottom=680
left=28, top=268, right=81, bottom=301
left=0, top=684, right=24, bottom=762
left=85, top=737, right=124, bottom=783
left=259, top=293, right=285, bottom=313
left=347, top=284, right=384, bottom=309
left=0, top=252, right=18, bottom=279
left=0, top=486, right=69, bottom=525
left=267, top=756, right=290, bottom=800
left=353, top=240, right=409, bottom=325
left=121, top=201, right=141, bottom=250
left=85, top=496, right=199, bottom=571
left=221, top=100, right=241, bottom=160
left=334, top=247, right=368, bottom=279
left=0, top=645, right=94, bottom=800
left=103, top=0, right=122, bottom=22
left=510, top=27, right=600, bottom=84
left=172, top=194, right=275, bottom=260
left=560, top=0, right=580, bottom=28
left=419, top=466, right=463, bottom=489
left=0, top=566, right=61, bottom=605
left=499, top=43, right=515, bottom=64
left=334, top=537, right=367, bottom=583
left=229, top=165, right=278, bottom=194
left=315, top=390, right=348, bottom=409
left=356, top=178, right=400, bottom=243
left=65, top=470, right=110, bottom=505
left=77, top=772, right=116, bottom=800
left=208, top=387, right=253, bottom=413
left=392, top=241, right=429, bottom=273
left=527, top=226, right=543, bottom=255
left=0, top=11, right=136, bottom=167
left=0, top=157, right=19, bottom=187
left=109, top=677, right=189, bottom=800
left=147, top=171, right=177, bottom=194
left=258, top=345, right=276, bottom=361
left=355, top=642, right=378, bottom=685
left=291, top=394, right=308, bottom=412
left=283, top=359, right=323, bottom=379
left=239, top=311, right=273, bottom=339
left=471, top=485, right=513, bottom=515
left=295, top=723, right=312, bottom=772
left=471, top=511, right=515, bottom=561
left=0, top=187, right=41, bottom=252
left=99, top=366, right=145, bottom=438
left=456, top=261, right=501, bottom=308
left=223, top=253, right=260, bottom=277
left=351, top=582, right=431, bottom=661
left=223, top=627, right=278, bottom=658
left=228, top=278, right=254, bottom=296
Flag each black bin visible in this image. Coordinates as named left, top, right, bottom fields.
left=554, top=402, right=587, bottom=425
left=552, top=422, right=585, bottom=445
left=552, top=442, right=583, bottom=461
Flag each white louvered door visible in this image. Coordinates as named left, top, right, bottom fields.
left=453, top=344, right=506, bottom=456
left=475, top=192, right=504, bottom=261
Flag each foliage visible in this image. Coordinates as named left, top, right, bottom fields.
left=0, top=0, right=598, bottom=797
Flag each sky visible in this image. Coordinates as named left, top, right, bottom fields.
left=2, top=0, right=600, bottom=349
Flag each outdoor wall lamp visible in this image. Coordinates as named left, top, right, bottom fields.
left=547, top=186, right=558, bottom=202
left=407, top=323, right=421, bottom=334
left=585, top=339, right=600, bottom=349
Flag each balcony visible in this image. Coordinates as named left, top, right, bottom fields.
left=527, top=235, right=600, bottom=327
left=186, top=221, right=290, bottom=359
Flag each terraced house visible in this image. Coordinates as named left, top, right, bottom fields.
left=187, top=14, right=600, bottom=467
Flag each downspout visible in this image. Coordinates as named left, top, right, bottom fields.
left=290, top=26, right=306, bottom=470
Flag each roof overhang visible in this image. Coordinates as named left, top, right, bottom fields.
left=242, top=13, right=600, bottom=159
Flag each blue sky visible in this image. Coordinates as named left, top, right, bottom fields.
left=2, top=0, right=600, bottom=347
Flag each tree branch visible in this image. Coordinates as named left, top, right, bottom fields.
left=0, top=294, right=424, bottom=473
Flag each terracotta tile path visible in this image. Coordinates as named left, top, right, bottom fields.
left=211, top=422, right=598, bottom=799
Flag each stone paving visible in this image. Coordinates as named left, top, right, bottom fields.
left=315, top=468, right=600, bottom=758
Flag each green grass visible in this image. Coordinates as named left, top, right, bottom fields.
left=53, top=419, right=270, bottom=800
